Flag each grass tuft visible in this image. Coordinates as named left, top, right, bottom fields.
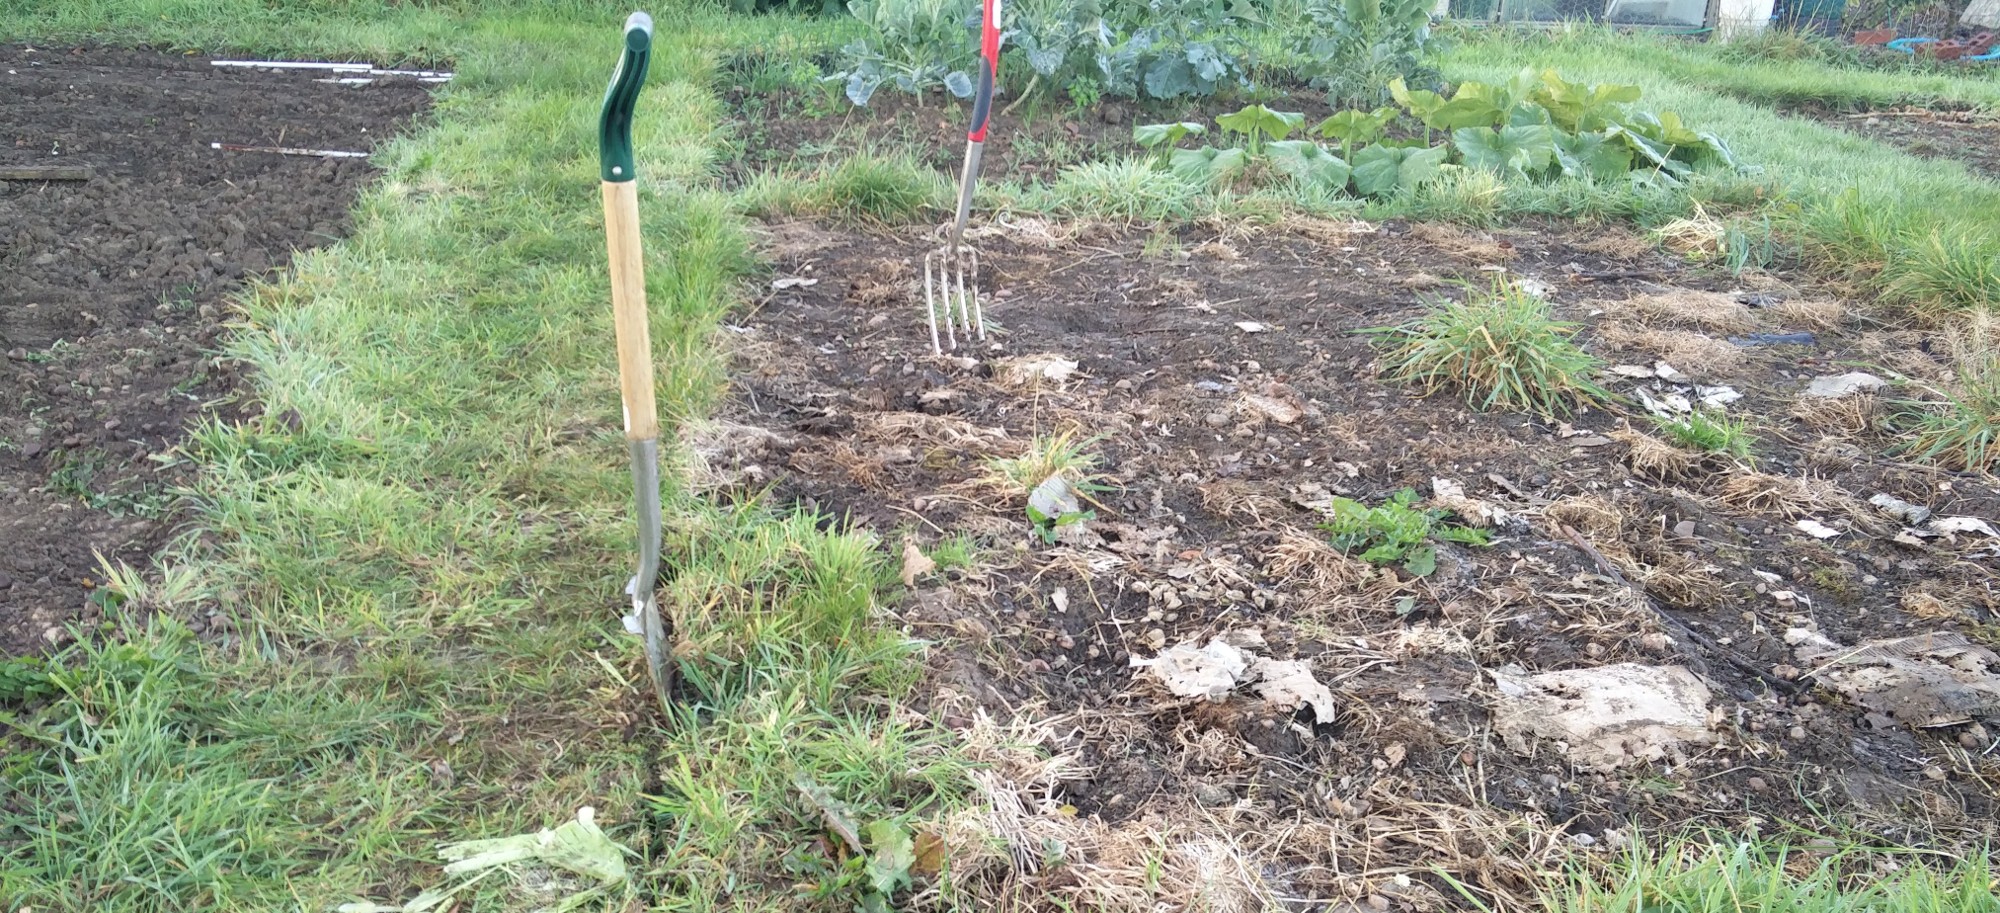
left=740, top=154, right=945, bottom=225
left=1899, top=315, right=2000, bottom=472
left=1651, top=408, right=1756, bottom=461
left=1367, top=279, right=1612, bottom=419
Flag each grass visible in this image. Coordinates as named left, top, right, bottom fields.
left=1443, top=25, right=2000, bottom=313
left=8, top=2, right=2000, bottom=910
left=1899, top=315, right=2000, bottom=472
left=1367, top=278, right=1612, bottom=419
left=981, top=429, right=1107, bottom=495
left=1552, top=835, right=2000, bottom=913
left=738, top=151, right=947, bottom=224
left=0, top=1, right=963, bottom=910
left=1652, top=408, right=1758, bottom=461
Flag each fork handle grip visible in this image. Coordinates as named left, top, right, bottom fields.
left=967, top=0, right=1000, bottom=142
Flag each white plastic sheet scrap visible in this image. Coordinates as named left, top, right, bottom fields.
left=339, top=807, right=631, bottom=913
left=1133, top=634, right=1339, bottom=723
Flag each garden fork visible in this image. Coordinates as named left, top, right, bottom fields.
left=924, top=0, right=1002, bottom=356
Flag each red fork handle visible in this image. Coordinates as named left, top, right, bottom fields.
left=968, top=0, right=1001, bottom=142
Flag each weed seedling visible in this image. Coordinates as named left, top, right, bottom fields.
left=1321, top=488, right=1489, bottom=577
left=1651, top=408, right=1756, bottom=461
left=1366, top=278, right=1612, bottom=419
left=985, top=431, right=1110, bottom=543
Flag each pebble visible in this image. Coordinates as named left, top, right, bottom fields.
left=1748, top=776, right=1769, bottom=792
left=1789, top=726, right=1806, bottom=741
left=1204, top=412, right=1229, bottom=427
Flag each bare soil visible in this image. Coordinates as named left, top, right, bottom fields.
left=0, top=43, right=431, bottom=654
left=1807, top=106, right=2000, bottom=181
left=700, top=213, right=2000, bottom=906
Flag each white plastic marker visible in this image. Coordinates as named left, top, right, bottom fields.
left=209, top=60, right=454, bottom=80
left=210, top=142, right=368, bottom=158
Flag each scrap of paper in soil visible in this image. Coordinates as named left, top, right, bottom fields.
left=1788, top=629, right=2000, bottom=728
left=1490, top=663, right=1715, bottom=772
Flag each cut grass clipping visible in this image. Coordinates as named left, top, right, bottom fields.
left=1651, top=407, right=1756, bottom=461
left=1368, top=278, right=1610, bottom=418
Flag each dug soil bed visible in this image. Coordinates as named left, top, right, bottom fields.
left=700, top=214, right=2000, bottom=906
left=1802, top=104, right=2000, bottom=181
left=721, top=56, right=1349, bottom=184
left=0, top=43, right=432, bottom=654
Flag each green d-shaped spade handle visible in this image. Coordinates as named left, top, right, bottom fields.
left=598, top=11, right=653, bottom=183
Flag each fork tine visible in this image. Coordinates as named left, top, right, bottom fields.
left=953, top=253, right=973, bottom=341
left=967, top=248, right=984, bottom=340
left=923, top=251, right=943, bottom=356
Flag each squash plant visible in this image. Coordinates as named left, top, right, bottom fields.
left=1315, top=107, right=1397, bottom=160
left=1137, top=104, right=1351, bottom=192
left=1130, top=68, right=1746, bottom=199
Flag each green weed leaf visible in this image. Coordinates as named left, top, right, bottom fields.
left=863, top=820, right=916, bottom=897
left=1402, top=545, right=1437, bottom=577
left=1216, top=104, right=1306, bottom=153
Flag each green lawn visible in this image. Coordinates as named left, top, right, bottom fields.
left=1, top=2, right=1996, bottom=910
left=0, top=2, right=953, bottom=910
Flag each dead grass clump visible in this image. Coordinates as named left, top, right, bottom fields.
left=1596, top=323, right=1747, bottom=377
left=1199, top=480, right=1290, bottom=525
left=1610, top=427, right=1703, bottom=480
left=1653, top=210, right=1726, bottom=257
left=1631, top=541, right=1728, bottom=608
left=679, top=418, right=798, bottom=491
left=843, top=257, right=915, bottom=308
left=1543, top=493, right=1628, bottom=544
left=920, top=710, right=1275, bottom=913
left=1615, top=290, right=1756, bottom=333
left=1790, top=392, right=1883, bottom=435
left=1574, top=227, right=1653, bottom=259
left=1712, top=471, right=1866, bottom=522
left=1410, top=222, right=1514, bottom=261
left=857, top=411, right=1011, bottom=455
left=1152, top=275, right=1202, bottom=303
left=1280, top=214, right=1377, bottom=248
left=1191, top=239, right=1241, bottom=260
left=1768, top=298, right=1847, bottom=332
left=1267, top=527, right=1373, bottom=594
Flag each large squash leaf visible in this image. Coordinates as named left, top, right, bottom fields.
left=1452, top=124, right=1555, bottom=176
left=1352, top=143, right=1449, bottom=196
left=1267, top=140, right=1352, bottom=191
left=1315, top=107, right=1397, bottom=149
left=1552, top=130, right=1633, bottom=180
left=1133, top=121, right=1207, bottom=150
left=1389, top=77, right=1446, bottom=126
left=1169, top=145, right=1250, bottom=184
left=1215, top=104, right=1306, bottom=152
left=1534, top=71, right=1642, bottom=132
